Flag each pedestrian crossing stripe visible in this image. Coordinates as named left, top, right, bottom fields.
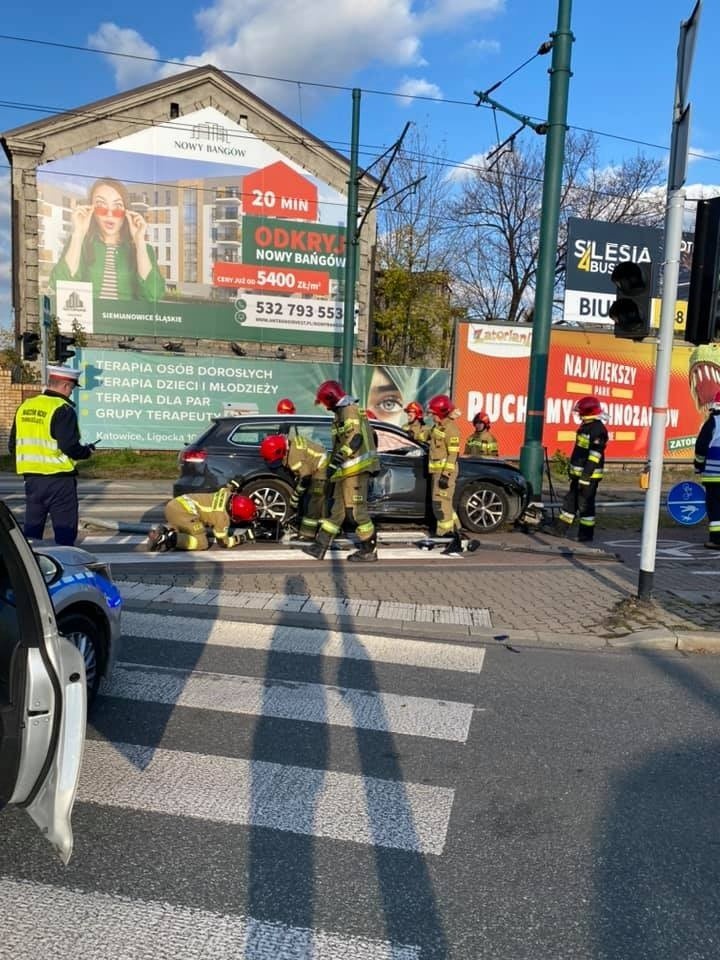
left=105, top=663, right=475, bottom=742
left=122, top=612, right=487, bottom=673
left=79, top=740, right=454, bottom=854
left=0, top=878, right=421, bottom=959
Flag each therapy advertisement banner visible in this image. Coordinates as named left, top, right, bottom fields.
left=37, top=107, right=355, bottom=347
left=76, top=348, right=449, bottom=449
left=564, top=218, right=693, bottom=333
left=453, top=322, right=710, bottom=461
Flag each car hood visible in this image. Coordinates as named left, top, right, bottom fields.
left=35, top=545, right=100, bottom=567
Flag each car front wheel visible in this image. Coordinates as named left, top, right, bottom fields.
left=56, top=611, right=103, bottom=704
left=243, top=478, right=293, bottom=522
left=458, top=482, right=509, bottom=533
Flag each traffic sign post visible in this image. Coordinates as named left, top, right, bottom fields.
left=666, top=480, right=706, bottom=525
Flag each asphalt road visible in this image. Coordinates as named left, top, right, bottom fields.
left=3, top=611, right=719, bottom=959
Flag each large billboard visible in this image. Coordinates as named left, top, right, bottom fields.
left=36, top=108, right=356, bottom=347
left=76, top=349, right=449, bottom=449
left=564, top=218, right=693, bottom=333
left=453, top=322, right=708, bottom=462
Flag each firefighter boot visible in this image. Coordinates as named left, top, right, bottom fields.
left=348, top=534, right=378, bottom=562
left=301, top=529, right=332, bottom=560
left=441, top=530, right=464, bottom=557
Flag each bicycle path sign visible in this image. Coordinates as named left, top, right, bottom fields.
left=666, top=481, right=707, bottom=525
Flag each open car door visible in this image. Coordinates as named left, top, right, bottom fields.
left=0, top=501, right=86, bottom=863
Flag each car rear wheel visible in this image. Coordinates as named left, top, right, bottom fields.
left=243, top=478, right=294, bottom=522
left=56, top=611, right=102, bottom=704
left=458, top=483, right=509, bottom=533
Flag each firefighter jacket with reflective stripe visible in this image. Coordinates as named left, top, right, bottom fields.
left=406, top=420, right=430, bottom=443
left=429, top=418, right=461, bottom=475
left=174, top=486, right=233, bottom=538
left=330, top=398, right=379, bottom=480
left=568, top=416, right=608, bottom=481
left=286, top=435, right=329, bottom=484
left=12, top=393, right=83, bottom=476
left=694, top=410, right=720, bottom=482
left=464, top=431, right=499, bottom=457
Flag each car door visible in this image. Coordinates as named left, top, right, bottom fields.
left=0, top=501, right=86, bottom=864
left=368, top=425, right=429, bottom=519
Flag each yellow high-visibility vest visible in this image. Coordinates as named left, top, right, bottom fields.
left=14, top=394, right=75, bottom=475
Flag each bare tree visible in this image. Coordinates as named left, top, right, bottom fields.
left=451, top=130, right=665, bottom=321
left=372, top=127, right=464, bottom=365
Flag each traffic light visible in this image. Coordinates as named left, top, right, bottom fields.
left=55, top=333, right=77, bottom=363
left=20, top=331, right=41, bottom=361
left=684, top=197, right=720, bottom=346
left=609, top=261, right=653, bottom=340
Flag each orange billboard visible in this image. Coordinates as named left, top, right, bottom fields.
left=452, top=322, right=715, bottom=461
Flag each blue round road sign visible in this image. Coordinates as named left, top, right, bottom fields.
left=666, top=480, right=707, bottom=525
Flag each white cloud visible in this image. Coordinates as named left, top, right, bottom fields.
left=88, top=23, right=162, bottom=89
left=395, top=77, right=443, bottom=106
left=89, top=1, right=505, bottom=107
left=419, top=0, right=504, bottom=29
left=688, top=146, right=720, bottom=165
left=466, top=38, right=501, bottom=56
left=446, top=151, right=488, bottom=181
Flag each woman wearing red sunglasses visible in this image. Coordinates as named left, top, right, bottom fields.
left=50, top=177, right=165, bottom=303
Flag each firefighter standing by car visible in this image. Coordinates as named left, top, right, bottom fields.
left=259, top=433, right=329, bottom=542
left=302, top=380, right=379, bottom=562
left=404, top=401, right=429, bottom=442
left=464, top=412, right=499, bottom=457
left=147, top=483, right=258, bottom=551
left=693, top=390, right=720, bottom=549
left=427, top=394, right=465, bottom=556
left=9, top=364, right=97, bottom=546
left=548, top=395, right=608, bottom=542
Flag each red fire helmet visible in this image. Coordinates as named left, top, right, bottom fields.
left=404, top=401, right=424, bottom=420
left=259, top=434, right=288, bottom=466
left=276, top=398, right=296, bottom=414
left=472, top=411, right=491, bottom=429
left=427, top=394, right=455, bottom=419
left=573, top=396, right=602, bottom=418
left=315, top=379, right=345, bottom=410
left=229, top=494, right=257, bottom=524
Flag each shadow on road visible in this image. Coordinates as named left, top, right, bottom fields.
left=592, top=651, right=720, bottom=959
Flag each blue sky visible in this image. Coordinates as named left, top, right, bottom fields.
left=1, top=0, right=718, bottom=328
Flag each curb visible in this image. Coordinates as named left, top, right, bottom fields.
left=607, top=628, right=720, bottom=653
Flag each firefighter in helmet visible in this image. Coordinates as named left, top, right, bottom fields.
left=464, top=411, right=499, bottom=457
left=404, top=401, right=429, bottom=442
left=549, top=395, right=608, bottom=542
left=302, top=379, right=380, bottom=562
left=147, top=482, right=257, bottom=551
left=427, top=393, right=464, bottom=555
left=277, top=398, right=296, bottom=414
left=260, top=433, right=329, bottom=542
left=693, top=390, right=720, bottom=549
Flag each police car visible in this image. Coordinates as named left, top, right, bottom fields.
left=33, top=544, right=123, bottom=704
left=0, top=501, right=86, bottom=863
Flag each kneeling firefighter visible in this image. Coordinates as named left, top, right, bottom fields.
left=148, top=483, right=258, bottom=551
left=302, top=379, right=380, bottom=562
left=259, top=433, right=329, bottom=542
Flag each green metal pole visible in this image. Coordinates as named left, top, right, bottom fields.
left=341, top=88, right=361, bottom=391
left=518, top=0, right=574, bottom=499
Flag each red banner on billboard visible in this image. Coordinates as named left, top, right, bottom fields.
left=243, top=161, right=319, bottom=222
left=453, top=323, right=708, bottom=461
left=212, top=262, right=330, bottom=296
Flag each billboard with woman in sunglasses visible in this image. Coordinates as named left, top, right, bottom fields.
left=49, top=177, right=166, bottom=303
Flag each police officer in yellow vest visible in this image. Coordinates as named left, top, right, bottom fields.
left=427, top=394, right=465, bottom=556
left=9, top=364, right=96, bottom=546
left=303, top=380, right=380, bottom=562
